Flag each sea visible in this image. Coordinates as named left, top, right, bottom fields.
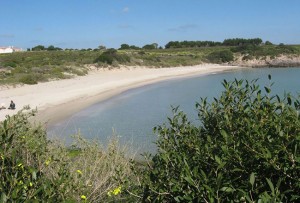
left=48, top=67, right=300, bottom=155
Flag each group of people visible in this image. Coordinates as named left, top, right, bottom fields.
left=0, top=100, right=16, bottom=110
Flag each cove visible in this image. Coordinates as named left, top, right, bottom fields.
left=48, top=67, right=300, bottom=154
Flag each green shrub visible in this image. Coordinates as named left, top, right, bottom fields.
left=0, top=109, right=60, bottom=202
left=0, top=108, right=134, bottom=202
left=128, top=76, right=300, bottom=202
left=19, top=74, right=38, bottom=84
left=94, top=53, right=114, bottom=64
left=206, top=50, right=234, bottom=63
left=3, top=61, right=17, bottom=68
left=71, top=68, right=87, bottom=76
left=94, top=49, right=130, bottom=65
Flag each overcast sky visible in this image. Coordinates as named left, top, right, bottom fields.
left=1, top=0, right=300, bottom=49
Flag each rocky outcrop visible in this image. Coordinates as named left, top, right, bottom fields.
left=231, top=55, right=300, bottom=67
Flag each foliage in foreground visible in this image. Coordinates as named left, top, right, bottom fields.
left=2, top=76, right=300, bottom=202
left=0, top=109, right=132, bottom=202
left=126, top=76, right=300, bottom=202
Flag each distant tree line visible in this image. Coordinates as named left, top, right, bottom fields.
left=165, top=41, right=222, bottom=49
left=28, top=43, right=163, bottom=52
left=28, top=38, right=271, bottom=52
left=165, top=38, right=264, bottom=49
left=118, top=43, right=161, bottom=50
left=222, top=38, right=263, bottom=46
left=30, top=45, right=63, bottom=51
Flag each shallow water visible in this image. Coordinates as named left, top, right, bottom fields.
left=48, top=67, right=300, bottom=155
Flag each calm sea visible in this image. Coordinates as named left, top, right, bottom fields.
left=48, top=67, right=300, bottom=155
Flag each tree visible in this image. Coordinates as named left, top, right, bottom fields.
left=129, top=45, right=140, bottom=50
left=119, top=44, right=130, bottom=50
left=31, top=45, right=45, bottom=51
left=152, top=43, right=158, bottom=49
left=98, top=45, right=106, bottom=50
left=265, top=41, right=273, bottom=45
left=223, top=38, right=263, bottom=46
left=142, top=43, right=156, bottom=50
left=47, top=45, right=56, bottom=51
left=165, top=40, right=222, bottom=48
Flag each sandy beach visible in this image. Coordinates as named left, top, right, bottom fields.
left=0, top=64, right=243, bottom=125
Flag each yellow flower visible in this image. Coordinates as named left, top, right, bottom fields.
left=81, top=195, right=86, bottom=200
left=17, top=163, right=24, bottom=169
left=76, top=170, right=82, bottom=175
left=107, top=186, right=122, bottom=196
left=113, top=186, right=122, bottom=195
left=45, top=160, right=50, bottom=166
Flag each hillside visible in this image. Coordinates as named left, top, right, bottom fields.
left=0, top=43, right=300, bottom=85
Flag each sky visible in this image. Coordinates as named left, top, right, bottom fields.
left=0, top=0, right=300, bottom=49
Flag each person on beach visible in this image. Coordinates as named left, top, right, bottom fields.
left=8, top=100, right=15, bottom=110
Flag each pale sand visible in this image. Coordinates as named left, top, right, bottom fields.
left=0, top=64, right=243, bottom=125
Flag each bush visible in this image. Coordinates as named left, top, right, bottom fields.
left=19, top=74, right=38, bottom=84
left=128, top=76, right=300, bottom=202
left=94, top=49, right=130, bottom=65
left=94, top=54, right=114, bottom=65
left=0, top=109, right=59, bottom=201
left=0, top=108, right=133, bottom=202
left=206, top=50, right=234, bottom=63
left=3, top=61, right=17, bottom=68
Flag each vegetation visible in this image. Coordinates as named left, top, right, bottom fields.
left=230, top=43, right=298, bottom=58
left=0, top=38, right=300, bottom=86
left=222, top=38, right=263, bottom=46
left=1, top=77, right=300, bottom=202
left=31, top=45, right=63, bottom=51
left=206, top=50, right=234, bottom=63
left=94, top=49, right=130, bottom=65
left=165, top=40, right=222, bottom=48
left=119, top=44, right=140, bottom=50
left=0, top=108, right=132, bottom=202
left=165, top=38, right=263, bottom=49
left=125, top=76, right=300, bottom=202
left=0, top=50, right=91, bottom=85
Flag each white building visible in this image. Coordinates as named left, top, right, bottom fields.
left=0, top=46, right=23, bottom=54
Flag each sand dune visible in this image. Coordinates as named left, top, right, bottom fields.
left=0, top=64, right=243, bottom=125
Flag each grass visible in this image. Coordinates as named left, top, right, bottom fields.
left=0, top=108, right=135, bottom=202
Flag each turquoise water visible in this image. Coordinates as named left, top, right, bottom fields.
left=48, top=67, right=300, bottom=154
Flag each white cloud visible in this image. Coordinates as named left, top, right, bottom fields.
left=122, top=7, right=129, bottom=13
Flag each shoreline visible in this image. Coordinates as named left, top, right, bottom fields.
left=0, top=64, right=245, bottom=126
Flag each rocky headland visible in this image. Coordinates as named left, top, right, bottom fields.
left=231, top=54, right=300, bottom=67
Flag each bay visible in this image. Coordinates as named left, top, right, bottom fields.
left=48, top=67, right=300, bottom=155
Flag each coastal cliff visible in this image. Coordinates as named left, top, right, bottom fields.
left=231, top=54, right=300, bottom=67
